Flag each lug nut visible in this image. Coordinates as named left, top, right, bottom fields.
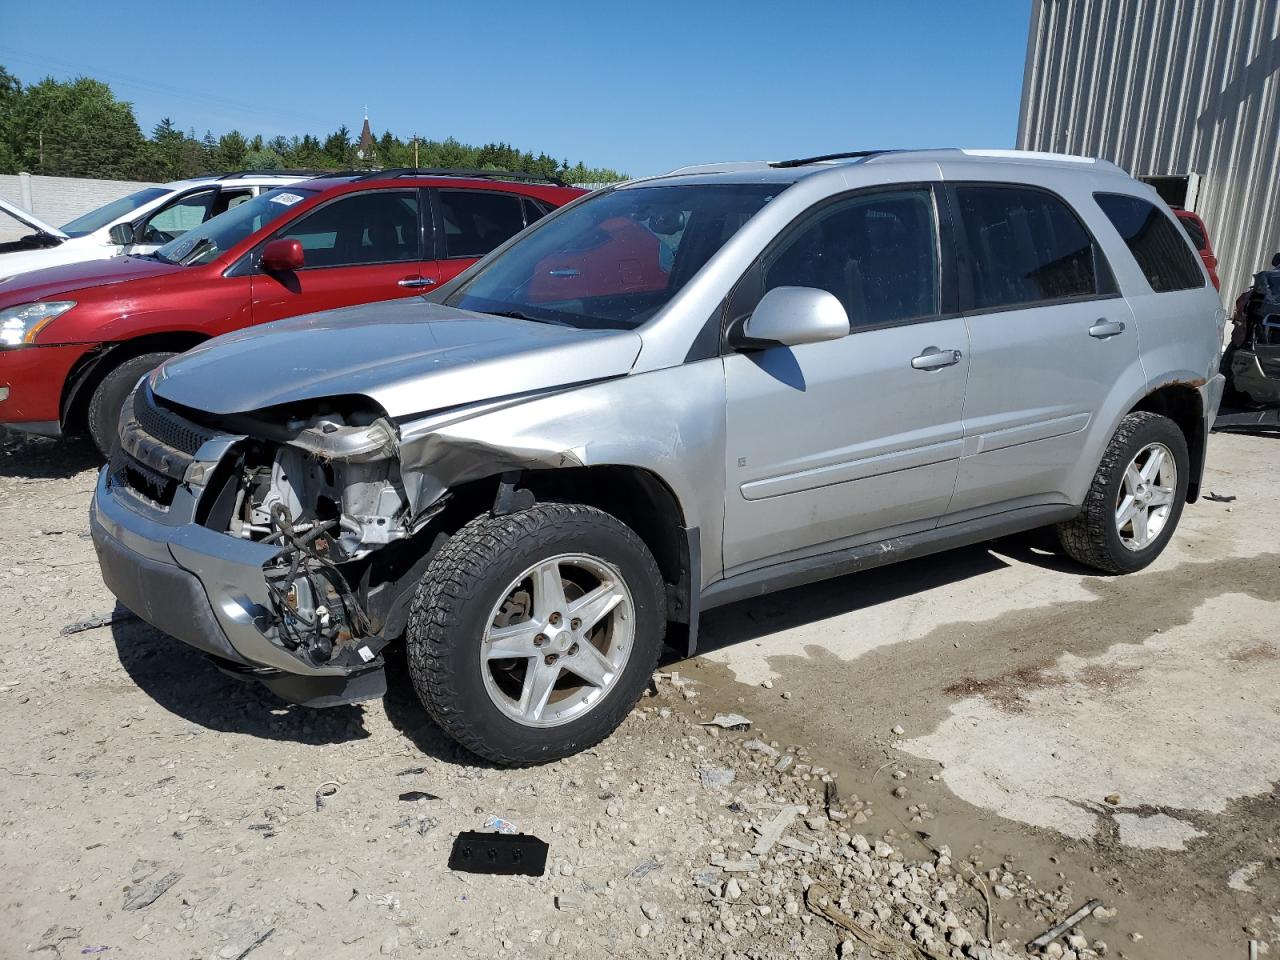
left=568, top=643, right=579, bottom=656
left=549, top=612, right=562, bottom=626
left=533, top=634, right=547, bottom=646
left=570, top=618, right=582, bottom=630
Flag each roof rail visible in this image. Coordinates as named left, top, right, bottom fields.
left=353, top=167, right=568, bottom=187
left=216, top=169, right=332, bottom=179
left=769, top=150, right=899, bottom=168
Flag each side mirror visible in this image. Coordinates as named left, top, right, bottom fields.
left=732, top=286, right=851, bottom=350
left=108, top=222, right=135, bottom=246
left=261, top=237, right=305, bottom=273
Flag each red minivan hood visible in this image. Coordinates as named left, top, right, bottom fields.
left=0, top=255, right=185, bottom=306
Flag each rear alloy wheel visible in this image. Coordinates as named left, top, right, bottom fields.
left=1057, top=411, right=1189, bottom=574
left=406, top=502, right=666, bottom=765
left=1114, top=442, right=1178, bottom=552
left=86, top=352, right=176, bottom=458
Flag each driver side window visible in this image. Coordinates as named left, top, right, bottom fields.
left=763, top=189, right=941, bottom=328
left=138, top=190, right=216, bottom=245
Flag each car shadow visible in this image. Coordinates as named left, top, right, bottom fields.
left=379, top=642, right=503, bottom=768
left=690, top=529, right=1091, bottom=656
left=0, top=428, right=101, bottom=480
left=111, top=606, right=371, bottom=746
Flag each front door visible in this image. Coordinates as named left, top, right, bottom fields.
left=722, top=185, right=971, bottom=576
left=128, top=188, right=217, bottom=255
left=251, top=188, right=437, bottom=324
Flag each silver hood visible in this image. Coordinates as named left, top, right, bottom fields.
left=151, top=298, right=644, bottom=418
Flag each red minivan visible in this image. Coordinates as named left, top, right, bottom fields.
left=0, top=170, right=585, bottom=453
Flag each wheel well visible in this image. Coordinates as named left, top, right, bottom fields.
left=441, top=464, right=692, bottom=625
left=60, top=332, right=208, bottom=435
left=1129, top=384, right=1204, bottom=501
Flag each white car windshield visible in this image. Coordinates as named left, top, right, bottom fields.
left=155, top=188, right=316, bottom=267
left=61, top=187, right=171, bottom=237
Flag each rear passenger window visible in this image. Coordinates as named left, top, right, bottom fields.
left=439, top=190, right=527, bottom=258
left=1095, top=193, right=1205, bottom=292
left=763, top=189, right=940, bottom=327
left=953, top=184, right=1104, bottom=311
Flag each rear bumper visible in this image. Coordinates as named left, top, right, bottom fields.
left=0, top=343, right=91, bottom=428
left=90, top=465, right=386, bottom=707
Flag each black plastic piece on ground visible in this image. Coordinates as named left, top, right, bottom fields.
left=448, top=831, right=548, bottom=876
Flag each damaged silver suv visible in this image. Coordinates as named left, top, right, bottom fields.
left=91, top=150, right=1225, bottom=765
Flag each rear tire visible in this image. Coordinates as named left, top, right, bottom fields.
left=406, top=502, right=666, bottom=766
left=1056, top=411, right=1189, bottom=574
left=86, top=352, right=175, bottom=458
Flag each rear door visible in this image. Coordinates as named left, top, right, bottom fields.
left=251, top=188, right=436, bottom=324
left=943, top=180, right=1141, bottom=518
left=432, top=188, right=540, bottom=284
left=721, top=184, right=971, bottom=575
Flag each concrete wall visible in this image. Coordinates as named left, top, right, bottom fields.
left=1018, top=0, right=1280, bottom=302
left=0, top=173, right=159, bottom=242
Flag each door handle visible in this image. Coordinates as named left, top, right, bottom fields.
left=398, top=277, right=438, bottom=289
left=1088, top=319, right=1125, bottom=339
left=911, top=347, right=963, bottom=371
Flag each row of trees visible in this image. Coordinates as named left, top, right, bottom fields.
left=0, top=68, right=626, bottom=184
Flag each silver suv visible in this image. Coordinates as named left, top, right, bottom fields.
left=91, top=149, right=1226, bottom=765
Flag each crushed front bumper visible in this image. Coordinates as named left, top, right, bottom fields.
left=90, top=464, right=386, bottom=707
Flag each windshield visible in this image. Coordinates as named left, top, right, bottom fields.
left=155, top=187, right=316, bottom=266
left=444, top=183, right=784, bottom=330
left=61, top=187, right=170, bottom=237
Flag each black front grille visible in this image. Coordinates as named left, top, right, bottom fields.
left=133, top=388, right=218, bottom=457
left=123, top=458, right=178, bottom=506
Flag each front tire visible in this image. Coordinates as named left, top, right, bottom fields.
left=86, top=352, right=175, bottom=458
left=406, top=502, right=666, bottom=766
left=1057, top=411, right=1190, bottom=574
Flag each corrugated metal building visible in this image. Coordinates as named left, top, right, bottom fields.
left=1018, top=0, right=1280, bottom=302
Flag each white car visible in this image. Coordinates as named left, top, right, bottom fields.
left=0, top=172, right=313, bottom=279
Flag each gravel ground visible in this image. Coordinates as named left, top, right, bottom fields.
left=0, top=428, right=1269, bottom=960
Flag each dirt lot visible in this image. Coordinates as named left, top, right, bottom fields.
left=1, top=428, right=1277, bottom=960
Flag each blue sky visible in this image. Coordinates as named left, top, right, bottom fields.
left=0, top=1, right=1032, bottom=176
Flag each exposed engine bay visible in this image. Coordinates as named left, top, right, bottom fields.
left=215, top=410, right=448, bottom=671
left=114, top=384, right=460, bottom=679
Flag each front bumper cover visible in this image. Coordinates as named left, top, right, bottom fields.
left=90, top=465, right=386, bottom=707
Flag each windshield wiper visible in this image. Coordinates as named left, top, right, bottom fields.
left=487, top=309, right=571, bottom=327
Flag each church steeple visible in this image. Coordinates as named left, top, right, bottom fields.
left=357, top=106, right=376, bottom=165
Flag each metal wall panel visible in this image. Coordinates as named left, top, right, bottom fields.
left=1019, top=0, right=1280, bottom=302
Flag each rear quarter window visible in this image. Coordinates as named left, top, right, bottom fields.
left=1094, top=193, right=1205, bottom=292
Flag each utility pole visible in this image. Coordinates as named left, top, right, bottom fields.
left=412, top=134, right=419, bottom=168
left=38, top=130, right=43, bottom=171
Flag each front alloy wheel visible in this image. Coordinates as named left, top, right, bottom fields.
left=480, top=554, right=634, bottom=728
left=407, top=502, right=666, bottom=766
